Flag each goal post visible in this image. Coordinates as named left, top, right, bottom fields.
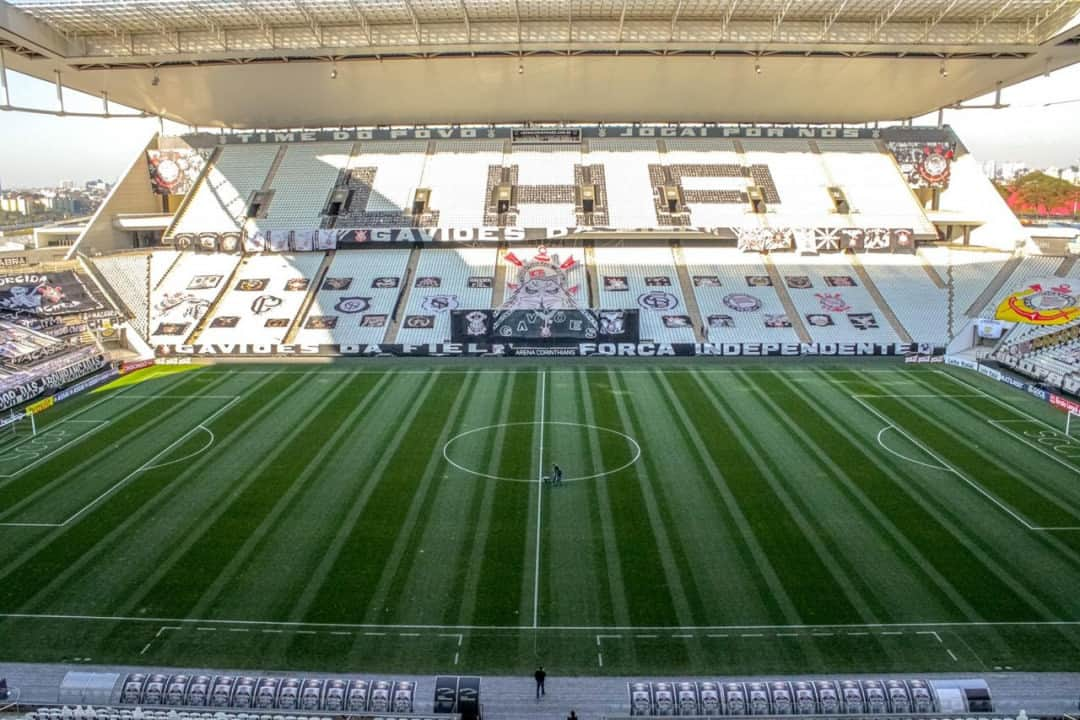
left=1067, top=410, right=1080, bottom=440
left=0, top=409, right=36, bottom=445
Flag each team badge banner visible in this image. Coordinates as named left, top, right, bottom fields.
left=995, top=279, right=1080, bottom=325
left=0, top=272, right=103, bottom=316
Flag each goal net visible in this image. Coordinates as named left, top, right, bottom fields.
left=1067, top=410, right=1080, bottom=440
left=0, top=410, right=35, bottom=449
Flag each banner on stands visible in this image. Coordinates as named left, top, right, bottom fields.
left=54, top=368, right=120, bottom=403
left=0, top=352, right=108, bottom=412
left=120, top=359, right=155, bottom=375
left=156, top=341, right=938, bottom=359
left=0, top=272, right=103, bottom=316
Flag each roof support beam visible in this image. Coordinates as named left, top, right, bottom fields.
left=136, top=6, right=181, bottom=53
left=0, top=48, right=8, bottom=106
left=964, top=0, right=1015, bottom=43
left=1024, top=0, right=1073, bottom=41
left=345, top=0, right=373, bottom=45
left=872, top=0, right=906, bottom=41
left=402, top=0, right=423, bottom=45
left=513, top=0, right=522, bottom=45
left=723, top=0, right=741, bottom=38
left=617, top=0, right=628, bottom=43
left=771, top=0, right=797, bottom=41
left=458, top=0, right=471, bottom=43
left=238, top=0, right=275, bottom=48
left=291, top=0, right=323, bottom=46
left=918, top=0, right=961, bottom=42
left=820, top=0, right=852, bottom=41
left=669, top=0, right=684, bottom=42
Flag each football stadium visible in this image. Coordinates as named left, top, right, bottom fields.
left=2, top=1, right=1080, bottom=719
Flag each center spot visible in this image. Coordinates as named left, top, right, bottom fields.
left=442, top=421, right=641, bottom=483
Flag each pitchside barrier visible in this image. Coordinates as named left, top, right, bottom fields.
left=944, top=356, right=1080, bottom=422
left=24, top=708, right=455, bottom=720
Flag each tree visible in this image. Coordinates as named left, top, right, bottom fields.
left=1009, top=171, right=1080, bottom=217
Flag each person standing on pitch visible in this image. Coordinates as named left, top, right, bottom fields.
left=534, top=666, right=546, bottom=699
left=552, top=463, right=563, bottom=485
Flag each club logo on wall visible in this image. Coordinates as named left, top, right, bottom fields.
left=598, top=310, right=626, bottom=335
left=335, top=296, right=372, bottom=314
left=765, top=314, right=792, bottom=328
left=723, top=293, right=762, bottom=312
left=210, top=316, right=240, bottom=328
left=465, top=311, right=489, bottom=336
left=816, top=292, right=851, bottom=312
left=824, top=275, right=857, bottom=287
left=468, top=276, right=494, bottom=289
left=264, top=318, right=290, bottom=328
left=155, top=292, right=209, bottom=319
left=848, top=312, right=879, bottom=330
left=284, top=278, right=310, bottom=292
left=154, top=323, right=190, bottom=338
left=889, top=142, right=955, bottom=189
left=404, top=315, right=436, bottom=328
left=645, top=276, right=672, bottom=287
left=806, top=313, right=835, bottom=327
left=220, top=234, right=241, bottom=253
left=785, top=275, right=813, bottom=290
left=322, top=277, right=353, bottom=291
left=638, top=291, right=679, bottom=311
left=708, top=314, right=735, bottom=328
left=662, top=315, right=692, bottom=328
left=745, top=275, right=773, bottom=287
left=305, top=316, right=338, bottom=329
left=502, top=246, right=580, bottom=311
left=422, top=295, right=460, bottom=313
left=693, top=276, right=721, bottom=287
left=188, top=275, right=222, bottom=291
left=604, top=276, right=629, bottom=291
left=236, top=278, right=270, bottom=292
left=415, top=277, right=442, bottom=288
left=372, top=277, right=400, bottom=289
left=361, top=314, right=388, bottom=328
left=251, top=295, right=283, bottom=315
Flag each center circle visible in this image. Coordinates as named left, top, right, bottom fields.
left=442, top=421, right=642, bottom=483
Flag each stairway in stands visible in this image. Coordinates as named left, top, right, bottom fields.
left=762, top=254, right=812, bottom=343
left=385, top=245, right=424, bottom=343
left=846, top=253, right=914, bottom=344
left=669, top=242, right=706, bottom=343
left=966, top=255, right=1022, bottom=316
left=285, top=251, right=336, bottom=344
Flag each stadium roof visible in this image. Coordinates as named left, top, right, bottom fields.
left=2, top=0, right=1080, bottom=127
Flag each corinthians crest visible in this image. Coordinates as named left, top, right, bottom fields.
left=501, top=246, right=581, bottom=311
left=995, top=280, right=1080, bottom=326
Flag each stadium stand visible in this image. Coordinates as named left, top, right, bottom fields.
left=817, top=140, right=936, bottom=234
left=859, top=253, right=949, bottom=345
left=918, top=246, right=1012, bottom=318
left=293, top=249, right=411, bottom=345
left=587, top=139, right=662, bottom=229
left=739, top=139, right=834, bottom=228
left=593, top=245, right=696, bottom=343
left=172, top=145, right=279, bottom=235
left=977, top=255, right=1068, bottom=318
left=198, top=253, right=325, bottom=346
left=256, top=142, right=352, bottom=231
left=395, top=248, right=497, bottom=344
left=91, top=252, right=150, bottom=339
left=681, top=246, right=800, bottom=344
left=770, top=253, right=902, bottom=345
left=148, top=252, right=241, bottom=345
left=422, top=140, right=504, bottom=228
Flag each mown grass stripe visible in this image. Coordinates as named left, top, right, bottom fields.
left=284, top=371, right=448, bottom=624
left=0, top=369, right=286, bottom=614
left=172, top=371, right=393, bottom=622
left=361, top=371, right=482, bottom=623
left=451, top=372, right=517, bottom=625
left=100, top=368, right=342, bottom=619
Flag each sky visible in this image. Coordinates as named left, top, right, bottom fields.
left=1, top=61, right=1079, bottom=189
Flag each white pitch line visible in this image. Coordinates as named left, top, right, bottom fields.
left=59, top=396, right=241, bottom=527
left=851, top=394, right=1041, bottom=532
left=988, top=420, right=1080, bottom=475
left=0, top=420, right=111, bottom=482
left=947, top=648, right=959, bottom=662
left=139, top=642, right=153, bottom=655
left=917, top=630, right=943, bottom=643
left=7, top=611, right=1080, bottom=632
left=875, top=426, right=950, bottom=472
left=533, top=369, right=545, bottom=630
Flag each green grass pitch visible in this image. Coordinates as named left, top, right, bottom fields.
left=1, top=360, right=1079, bottom=676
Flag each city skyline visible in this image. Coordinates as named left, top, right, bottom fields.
left=1, top=62, right=1079, bottom=189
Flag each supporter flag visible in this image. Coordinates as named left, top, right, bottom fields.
left=995, top=280, right=1080, bottom=325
